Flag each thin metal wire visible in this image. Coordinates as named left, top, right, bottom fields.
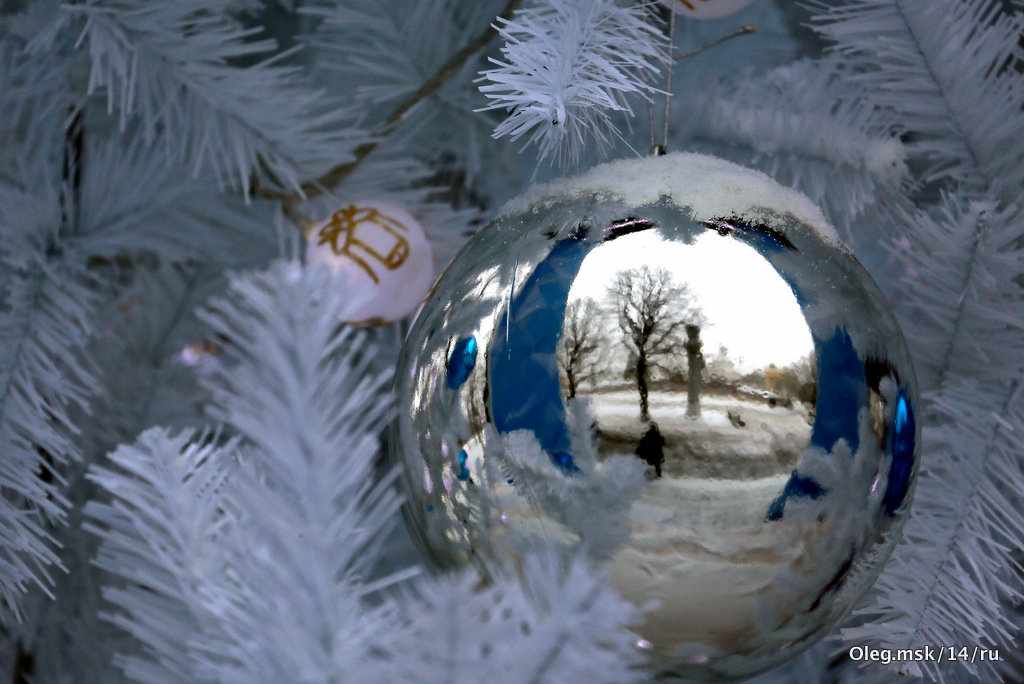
left=674, top=24, right=756, bottom=61
left=644, top=68, right=656, bottom=151
left=661, top=9, right=676, bottom=152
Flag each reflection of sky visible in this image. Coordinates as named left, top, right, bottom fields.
left=567, top=231, right=813, bottom=372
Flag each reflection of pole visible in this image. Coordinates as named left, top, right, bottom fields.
left=685, top=324, right=703, bottom=418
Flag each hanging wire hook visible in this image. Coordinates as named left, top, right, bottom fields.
left=657, top=9, right=677, bottom=155
left=649, top=12, right=757, bottom=157
left=644, top=68, right=656, bottom=152
left=674, top=24, right=757, bottom=61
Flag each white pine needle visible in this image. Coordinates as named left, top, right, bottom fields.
left=808, top=0, right=1024, bottom=199
left=84, top=428, right=239, bottom=683
left=0, top=182, right=97, bottom=617
left=478, top=0, right=667, bottom=167
left=62, top=1, right=367, bottom=195
left=383, top=548, right=644, bottom=684
left=193, top=262, right=406, bottom=682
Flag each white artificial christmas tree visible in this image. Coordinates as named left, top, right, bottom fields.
left=0, top=1, right=1021, bottom=682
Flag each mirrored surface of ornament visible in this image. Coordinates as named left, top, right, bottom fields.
left=391, top=155, right=919, bottom=681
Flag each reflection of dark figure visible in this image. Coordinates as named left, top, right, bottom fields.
left=636, top=422, right=666, bottom=478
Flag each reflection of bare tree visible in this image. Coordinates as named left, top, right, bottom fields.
left=557, top=298, right=607, bottom=399
left=609, top=267, right=701, bottom=421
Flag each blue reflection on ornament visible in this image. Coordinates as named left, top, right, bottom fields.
left=490, top=233, right=590, bottom=473
left=765, top=471, right=829, bottom=521
left=447, top=336, right=478, bottom=390
left=456, top=449, right=470, bottom=481
left=811, top=327, right=867, bottom=453
left=767, top=328, right=866, bottom=521
left=884, top=389, right=915, bottom=515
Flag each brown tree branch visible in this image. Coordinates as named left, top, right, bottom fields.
left=258, top=0, right=524, bottom=207
left=674, top=24, right=757, bottom=61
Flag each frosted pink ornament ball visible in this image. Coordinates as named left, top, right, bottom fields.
left=305, top=201, right=434, bottom=325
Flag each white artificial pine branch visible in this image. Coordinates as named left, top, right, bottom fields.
left=193, top=262, right=408, bottom=681
left=180, top=261, right=645, bottom=682
left=0, top=25, right=284, bottom=617
left=808, top=0, right=1024, bottom=198
left=840, top=194, right=1024, bottom=682
left=383, top=549, right=645, bottom=684
left=72, top=136, right=280, bottom=262
left=3, top=0, right=1022, bottom=681
left=0, top=10, right=283, bottom=630
left=9, top=264, right=248, bottom=683
left=83, top=428, right=239, bottom=683
left=0, top=37, right=69, bottom=193
left=803, top=3, right=1024, bottom=679
left=81, top=264, right=258, bottom=457
left=844, top=380, right=1024, bottom=681
left=883, top=196, right=1022, bottom=390
left=307, top=0, right=498, bottom=109
left=684, top=60, right=904, bottom=180
left=0, top=180, right=97, bottom=617
left=49, top=0, right=366, bottom=195
left=305, top=0, right=518, bottom=198
left=0, top=13, right=274, bottom=634
left=478, top=0, right=667, bottom=167
left=676, top=58, right=908, bottom=231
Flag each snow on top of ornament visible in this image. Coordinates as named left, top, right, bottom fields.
left=499, top=152, right=840, bottom=245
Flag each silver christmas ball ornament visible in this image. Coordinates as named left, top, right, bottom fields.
left=390, top=153, right=919, bottom=681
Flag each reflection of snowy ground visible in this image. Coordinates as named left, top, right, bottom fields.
left=491, top=390, right=822, bottom=662
left=464, top=391, right=886, bottom=676
left=630, top=473, right=788, bottom=539
left=612, top=471, right=813, bottom=651
left=586, top=390, right=812, bottom=479
left=497, top=456, right=822, bottom=659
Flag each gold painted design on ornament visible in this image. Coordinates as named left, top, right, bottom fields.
left=316, top=205, right=410, bottom=284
